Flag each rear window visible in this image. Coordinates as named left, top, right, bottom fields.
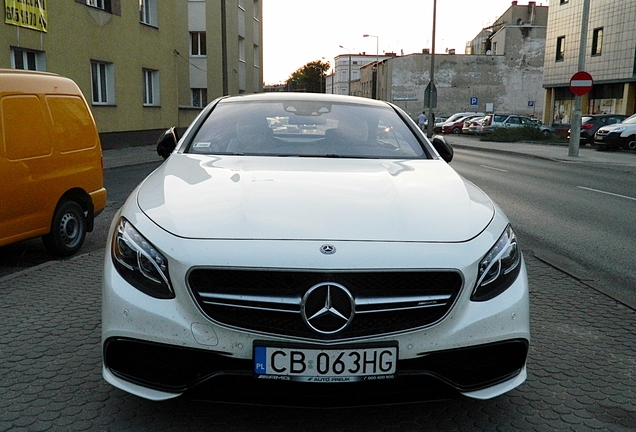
left=47, top=96, right=97, bottom=152
left=2, top=95, right=51, bottom=160
left=186, top=100, right=427, bottom=159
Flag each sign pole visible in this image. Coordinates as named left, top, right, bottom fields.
left=568, top=0, right=591, bottom=157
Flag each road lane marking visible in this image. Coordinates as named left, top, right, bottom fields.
left=480, top=165, right=509, bottom=172
left=577, top=186, right=636, bottom=202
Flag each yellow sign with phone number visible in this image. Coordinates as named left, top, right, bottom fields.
left=5, top=0, right=47, bottom=32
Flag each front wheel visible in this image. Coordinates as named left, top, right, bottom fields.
left=42, top=200, right=87, bottom=257
left=627, top=135, right=636, bottom=150
left=452, top=127, right=461, bottom=134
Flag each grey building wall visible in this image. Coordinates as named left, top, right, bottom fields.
left=386, top=24, right=546, bottom=121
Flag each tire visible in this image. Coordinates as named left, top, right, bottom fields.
left=42, top=200, right=87, bottom=257
left=452, top=127, right=461, bottom=134
left=627, top=135, right=636, bottom=151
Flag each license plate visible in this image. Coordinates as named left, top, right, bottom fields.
left=254, top=344, right=397, bottom=382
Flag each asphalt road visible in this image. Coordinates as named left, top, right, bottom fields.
left=449, top=141, right=636, bottom=308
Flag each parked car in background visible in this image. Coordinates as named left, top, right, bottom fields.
left=530, top=119, right=558, bottom=136
left=442, top=115, right=481, bottom=134
left=102, top=93, right=529, bottom=406
left=464, top=116, right=484, bottom=134
left=567, top=114, right=628, bottom=145
left=482, top=114, right=555, bottom=135
left=436, top=112, right=483, bottom=133
left=594, top=113, right=636, bottom=150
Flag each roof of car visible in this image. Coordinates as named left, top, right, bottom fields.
left=217, top=92, right=389, bottom=108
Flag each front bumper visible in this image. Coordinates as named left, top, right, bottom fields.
left=594, top=131, right=625, bottom=148
left=103, top=337, right=528, bottom=405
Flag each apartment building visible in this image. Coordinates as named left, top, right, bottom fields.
left=2, top=0, right=262, bottom=147
left=326, top=53, right=394, bottom=97
left=543, top=0, right=636, bottom=125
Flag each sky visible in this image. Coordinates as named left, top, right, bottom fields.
left=262, top=0, right=550, bottom=84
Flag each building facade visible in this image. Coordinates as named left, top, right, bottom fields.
left=364, top=1, right=548, bottom=121
left=542, top=0, right=636, bottom=126
left=326, top=53, right=394, bottom=97
left=2, top=0, right=262, bottom=147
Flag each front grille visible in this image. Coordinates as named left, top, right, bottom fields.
left=187, top=269, right=463, bottom=340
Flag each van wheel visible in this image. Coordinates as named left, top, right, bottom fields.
left=42, top=200, right=87, bottom=257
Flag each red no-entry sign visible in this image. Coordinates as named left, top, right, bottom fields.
left=569, top=71, right=593, bottom=96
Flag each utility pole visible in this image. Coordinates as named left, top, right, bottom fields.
left=568, top=0, right=591, bottom=157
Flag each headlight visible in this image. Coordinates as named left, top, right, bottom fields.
left=613, top=127, right=626, bottom=133
left=471, top=225, right=522, bottom=302
left=111, top=218, right=174, bottom=299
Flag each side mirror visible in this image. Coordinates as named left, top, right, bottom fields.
left=156, top=127, right=179, bottom=160
left=431, top=135, right=453, bottom=163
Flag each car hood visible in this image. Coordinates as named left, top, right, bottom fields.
left=599, top=123, right=635, bottom=133
left=136, top=155, right=495, bottom=242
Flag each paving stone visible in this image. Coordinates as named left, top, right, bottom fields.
left=0, top=250, right=634, bottom=431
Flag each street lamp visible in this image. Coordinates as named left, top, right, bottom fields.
left=339, top=45, right=352, bottom=95
left=363, top=34, right=379, bottom=99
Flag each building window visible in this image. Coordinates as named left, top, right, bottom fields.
left=253, top=0, right=260, bottom=20
left=190, top=32, right=206, bottom=56
left=253, top=44, right=260, bottom=67
left=77, top=0, right=120, bottom=15
left=11, top=47, right=45, bottom=71
left=592, top=28, right=603, bottom=56
left=239, top=37, right=246, bottom=62
left=91, top=61, right=115, bottom=105
left=191, top=88, right=207, bottom=108
left=86, top=0, right=105, bottom=9
left=559, top=0, right=569, bottom=4
left=556, top=36, right=565, bottom=62
left=143, top=69, right=160, bottom=106
left=140, top=0, right=157, bottom=27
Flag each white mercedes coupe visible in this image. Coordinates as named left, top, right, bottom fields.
left=102, top=93, right=529, bottom=406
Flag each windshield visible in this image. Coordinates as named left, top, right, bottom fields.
left=185, top=99, right=427, bottom=159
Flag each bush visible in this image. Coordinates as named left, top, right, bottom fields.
left=480, top=126, right=552, bottom=142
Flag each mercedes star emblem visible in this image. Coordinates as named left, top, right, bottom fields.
left=301, top=282, right=354, bottom=334
left=320, top=244, right=336, bottom=255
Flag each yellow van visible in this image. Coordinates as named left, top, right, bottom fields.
left=0, top=69, right=107, bottom=256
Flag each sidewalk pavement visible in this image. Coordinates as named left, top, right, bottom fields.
left=444, top=134, right=636, bottom=170
left=101, top=136, right=636, bottom=171
left=102, top=143, right=162, bottom=169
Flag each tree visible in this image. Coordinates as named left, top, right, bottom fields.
left=286, top=60, right=330, bottom=93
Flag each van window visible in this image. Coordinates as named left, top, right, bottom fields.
left=47, top=96, right=97, bottom=152
left=2, top=95, right=51, bottom=160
